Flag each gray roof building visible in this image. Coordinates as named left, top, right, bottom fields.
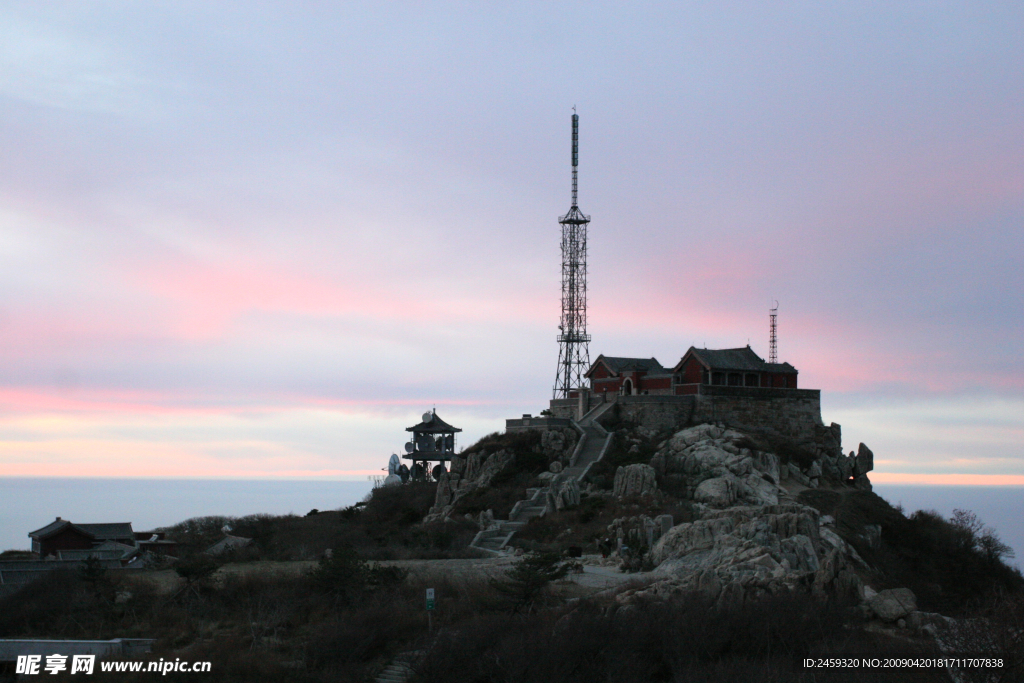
left=678, top=346, right=797, bottom=374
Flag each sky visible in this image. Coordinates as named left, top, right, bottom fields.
left=1, top=2, right=1022, bottom=482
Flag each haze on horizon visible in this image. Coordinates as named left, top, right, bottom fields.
left=1, top=2, right=1022, bottom=482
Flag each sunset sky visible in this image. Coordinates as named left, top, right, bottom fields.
left=2, top=2, right=1022, bottom=482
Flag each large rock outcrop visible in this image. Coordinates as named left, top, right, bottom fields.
left=425, top=448, right=517, bottom=521
left=624, top=423, right=876, bottom=608
left=651, top=423, right=872, bottom=496
left=613, top=464, right=658, bottom=498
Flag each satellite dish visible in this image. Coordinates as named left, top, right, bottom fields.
left=388, top=454, right=401, bottom=475
left=404, top=442, right=414, bottom=454
left=422, top=411, right=432, bottom=423
left=431, top=464, right=446, bottom=481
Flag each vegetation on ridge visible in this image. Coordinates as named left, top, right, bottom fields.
left=799, top=488, right=1021, bottom=616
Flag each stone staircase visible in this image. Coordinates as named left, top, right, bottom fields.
left=374, top=651, right=422, bottom=683
left=470, top=401, right=614, bottom=555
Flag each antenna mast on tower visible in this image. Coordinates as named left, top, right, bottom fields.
left=553, top=110, right=592, bottom=398
left=769, top=301, right=778, bottom=364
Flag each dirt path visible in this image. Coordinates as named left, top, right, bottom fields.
left=129, top=555, right=645, bottom=595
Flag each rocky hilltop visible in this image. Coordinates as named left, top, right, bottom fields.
left=421, top=415, right=1021, bottom=640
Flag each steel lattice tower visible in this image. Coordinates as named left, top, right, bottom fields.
left=769, top=301, right=778, bottom=364
left=554, top=112, right=592, bottom=399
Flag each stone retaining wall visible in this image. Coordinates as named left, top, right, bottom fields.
left=609, top=395, right=697, bottom=431
left=545, top=387, right=827, bottom=448
left=690, top=386, right=823, bottom=445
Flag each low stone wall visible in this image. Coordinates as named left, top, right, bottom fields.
left=505, top=416, right=573, bottom=433
left=609, top=395, right=696, bottom=431
left=547, top=398, right=577, bottom=420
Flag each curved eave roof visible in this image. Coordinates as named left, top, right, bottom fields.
left=405, top=412, right=462, bottom=433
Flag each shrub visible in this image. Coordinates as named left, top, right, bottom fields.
left=416, top=590, right=882, bottom=683
left=174, top=554, right=220, bottom=587
left=162, top=515, right=234, bottom=556
left=308, top=547, right=407, bottom=607
left=489, top=551, right=572, bottom=614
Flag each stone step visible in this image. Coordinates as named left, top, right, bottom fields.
left=376, top=663, right=415, bottom=683
left=477, top=528, right=504, bottom=538
left=477, top=542, right=506, bottom=552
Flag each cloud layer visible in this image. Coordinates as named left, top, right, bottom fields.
left=1, top=2, right=1022, bottom=480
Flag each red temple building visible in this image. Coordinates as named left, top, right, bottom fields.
left=584, top=346, right=798, bottom=397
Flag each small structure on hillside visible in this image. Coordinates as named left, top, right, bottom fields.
left=403, top=409, right=461, bottom=481
left=4, top=518, right=164, bottom=596
left=204, top=535, right=253, bottom=556
left=28, top=518, right=136, bottom=558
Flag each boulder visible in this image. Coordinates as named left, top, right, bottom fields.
left=432, top=472, right=455, bottom=509
left=553, top=478, right=581, bottom=510
left=476, top=449, right=516, bottom=487
left=906, top=610, right=948, bottom=634
left=613, top=463, right=658, bottom=498
left=752, top=451, right=780, bottom=483
left=541, top=428, right=575, bottom=460
left=789, top=467, right=813, bottom=487
left=694, top=475, right=738, bottom=507
left=869, top=588, right=917, bottom=622
left=464, top=452, right=484, bottom=481
left=839, top=452, right=855, bottom=480
left=853, top=474, right=872, bottom=492
left=652, top=516, right=736, bottom=564
left=667, top=424, right=722, bottom=451
left=820, top=458, right=841, bottom=483
left=780, top=534, right=819, bottom=572
left=741, top=473, right=779, bottom=506
left=549, top=460, right=563, bottom=473
left=449, top=455, right=467, bottom=477
left=854, top=443, right=874, bottom=477
left=477, top=509, right=497, bottom=530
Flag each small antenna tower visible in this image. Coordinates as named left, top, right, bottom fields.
left=769, top=300, right=778, bottom=364
left=553, top=109, right=592, bottom=398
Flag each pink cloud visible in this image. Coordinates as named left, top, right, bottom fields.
left=0, top=386, right=502, bottom=416
left=122, top=256, right=555, bottom=341
left=871, top=472, right=1024, bottom=486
